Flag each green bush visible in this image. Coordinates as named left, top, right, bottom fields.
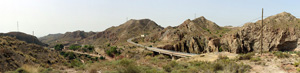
left=100, top=56, right=105, bottom=60
left=273, top=51, right=291, bottom=58
left=69, top=45, right=81, bottom=50
left=117, top=59, right=140, bottom=73
left=70, top=59, right=83, bottom=67
left=54, top=44, right=64, bottom=51
left=149, top=45, right=152, bottom=47
left=250, top=57, right=261, bottom=62
left=105, top=46, right=121, bottom=57
left=239, top=52, right=255, bottom=60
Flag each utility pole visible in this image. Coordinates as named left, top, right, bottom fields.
left=32, top=31, right=34, bottom=36
left=260, top=8, right=263, bottom=55
left=17, top=21, right=19, bottom=32
left=194, top=13, right=196, bottom=19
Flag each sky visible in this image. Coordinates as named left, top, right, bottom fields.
left=1, top=0, right=300, bottom=37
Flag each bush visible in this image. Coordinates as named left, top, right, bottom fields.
left=70, top=59, right=83, bottom=67
left=149, top=45, right=152, bottom=47
left=105, top=46, right=121, bottom=57
left=69, top=45, right=81, bottom=50
left=117, top=59, right=140, bottom=73
left=54, top=44, right=64, bottom=51
left=239, top=52, right=255, bottom=60
left=100, top=56, right=105, bottom=60
left=273, top=51, right=291, bottom=58
left=250, top=57, right=261, bottom=62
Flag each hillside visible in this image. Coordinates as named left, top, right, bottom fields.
left=40, top=19, right=164, bottom=46
left=0, top=32, right=48, bottom=46
left=144, top=16, right=232, bottom=54
left=221, top=12, right=300, bottom=53
left=0, top=36, right=65, bottom=72
left=39, top=31, right=96, bottom=47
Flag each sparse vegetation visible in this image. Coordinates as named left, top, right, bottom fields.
left=239, top=52, right=255, bottom=60
left=273, top=51, right=291, bottom=58
left=250, top=57, right=261, bottom=62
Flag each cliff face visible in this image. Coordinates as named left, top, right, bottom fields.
left=153, top=12, right=300, bottom=54
left=221, top=12, right=299, bottom=53
left=151, top=16, right=231, bottom=54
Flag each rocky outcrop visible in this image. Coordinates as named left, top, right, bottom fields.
left=221, top=12, right=299, bottom=53
left=158, top=12, right=300, bottom=54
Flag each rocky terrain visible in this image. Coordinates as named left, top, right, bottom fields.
left=40, top=19, right=164, bottom=47
left=143, top=12, right=300, bottom=54
left=39, top=31, right=96, bottom=47
left=0, top=32, right=48, bottom=46
left=144, top=16, right=233, bottom=54
left=0, top=36, right=65, bottom=72
left=221, top=12, right=300, bottom=53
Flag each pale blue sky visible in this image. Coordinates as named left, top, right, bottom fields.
left=0, top=0, right=299, bottom=37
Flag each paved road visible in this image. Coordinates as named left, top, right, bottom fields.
left=127, top=37, right=198, bottom=57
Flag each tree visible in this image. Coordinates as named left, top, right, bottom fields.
left=54, top=44, right=64, bottom=51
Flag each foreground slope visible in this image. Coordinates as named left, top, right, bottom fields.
left=0, top=36, right=65, bottom=72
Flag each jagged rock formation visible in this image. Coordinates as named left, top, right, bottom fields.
left=151, top=16, right=232, bottom=54
left=150, top=12, right=300, bottom=54
left=0, top=32, right=47, bottom=46
left=221, top=12, right=300, bottom=53
left=0, top=36, right=65, bottom=72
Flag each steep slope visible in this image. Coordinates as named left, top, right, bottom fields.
left=145, top=16, right=232, bottom=54
left=0, top=32, right=47, bottom=46
left=0, top=36, right=65, bottom=72
left=221, top=12, right=300, bottom=53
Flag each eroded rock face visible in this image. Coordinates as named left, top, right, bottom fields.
left=221, top=12, right=299, bottom=53
left=159, top=36, right=223, bottom=54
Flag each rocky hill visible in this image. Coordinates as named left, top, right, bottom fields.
left=39, top=31, right=96, bottom=47
left=87, top=19, right=164, bottom=45
left=221, top=12, right=300, bottom=53
left=145, top=16, right=232, bottom=54
left=0, top=36, right=65, bottom=72
left=0, top=32, right=47, bottom=46
left=40, top=19, right=164, bottom=46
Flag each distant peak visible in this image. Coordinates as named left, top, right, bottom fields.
left=193, top=16, right=206, bottom=21
left=265, top=12, right=296, bottom=21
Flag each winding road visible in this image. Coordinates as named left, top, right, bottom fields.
left=127, top=37, right=198, bottom=57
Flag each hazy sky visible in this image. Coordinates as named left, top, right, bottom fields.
left=1, top=0, right=300, bottom=37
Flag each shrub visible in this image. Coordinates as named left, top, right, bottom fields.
left=295, top=61, right=300, bottom=67
left=239, top=52, right=255, bottom=60
left=149, top=45, right=152, bottom=47
left=250, top=57, right=261, bottom=62
left=218, top=55, right=229, bottom=60
left=273, top=51, right=291, bottom=58
left=117, top=59, right=140, bottom=73
left=70, top=59, right=83, bottom=67
left=69, top=45, right=81, bottom=50
left=105, top=46, right=121, bottom=57
left=100, top=56, right=105, bottom=60
left=54, top=44, right=64, bottom=51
